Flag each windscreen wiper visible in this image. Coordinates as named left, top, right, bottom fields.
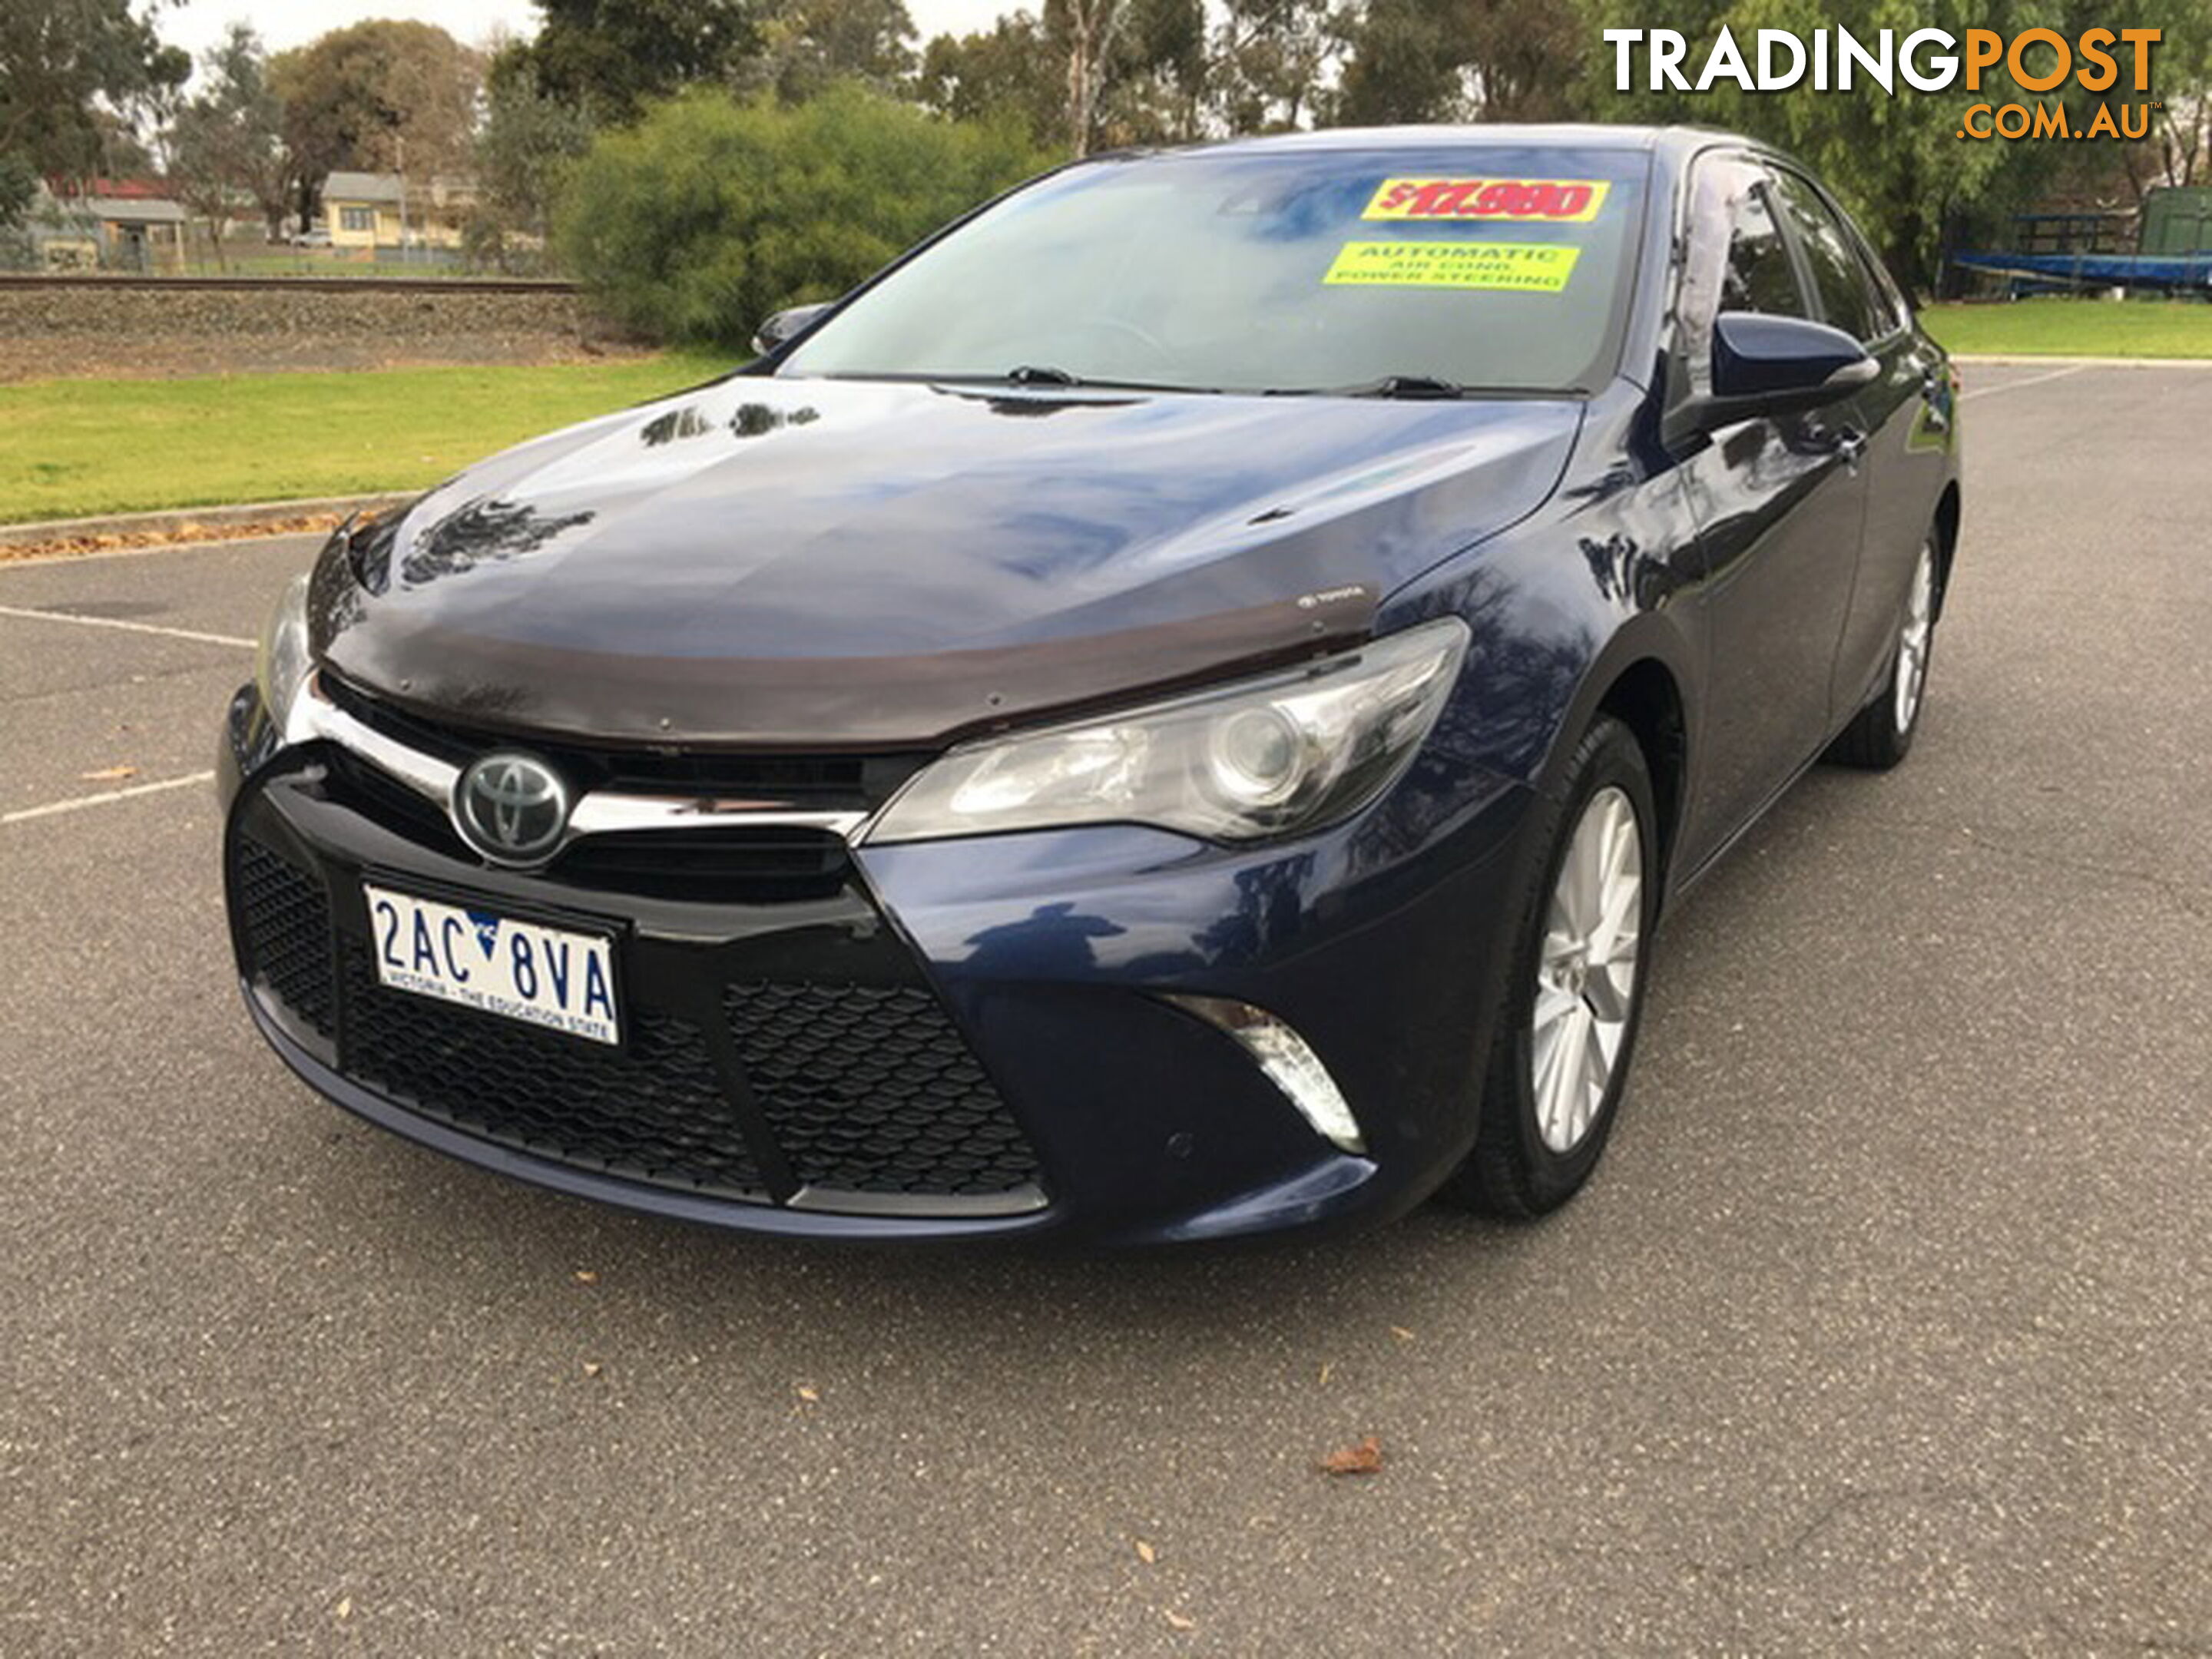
left=1323, top=373, right=1469, bottom=399
left=979, top=366, right=1222, bottom=394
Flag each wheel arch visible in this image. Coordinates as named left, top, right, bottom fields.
left=1932, top=481, right=1962, bottom=618
left=1521, top=617, right=1697, bottom=903
left=1593, top=657, right=1688, bottom=883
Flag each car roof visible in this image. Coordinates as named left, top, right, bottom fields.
left=1114, top=124, right=1778, bottom=174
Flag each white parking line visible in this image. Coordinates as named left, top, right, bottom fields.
left=2, top=770, right=216, bottom=826
left=1959, top=363, right=2089, bottom=401
left=0, top=602, right=253, bottom=649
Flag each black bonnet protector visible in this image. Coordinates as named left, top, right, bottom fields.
left=315, top=377, right=1580, bottom=749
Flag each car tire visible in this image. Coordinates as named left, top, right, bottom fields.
left=1828, top=533, right=1939, bottom=770
left=1439, top=714, right=1660, bottom=1219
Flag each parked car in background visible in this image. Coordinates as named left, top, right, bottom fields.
left=220, top=124, right=1961, bottom=1246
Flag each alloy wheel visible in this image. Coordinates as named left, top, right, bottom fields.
left=1894, top=542, right=1936, bottom=735
left=1531, top=784, right=1644, bottom=1154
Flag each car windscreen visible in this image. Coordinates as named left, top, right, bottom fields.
left=777, top=146, right=1651, bottom=396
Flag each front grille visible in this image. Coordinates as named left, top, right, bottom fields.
left=233, top=839, right=334, bottom=1036
left=339, top=941, right=769, bottom=1198
left=230, top=820, right=1045, bottom=1217
left=558, top=828, right=849, bottom=905
left=727, top=982, right=1041, bottom=1197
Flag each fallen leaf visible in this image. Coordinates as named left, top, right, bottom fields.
left=581, top=1361, right=602, bottom=1378
left=796, top=1385, right=820, bottom=1403
left=1134, top=1538, right=1156, bottom=1565
left=79, top=765, right=137, bottom=781
left=1164, top=1610, right=1195, bottom=1631
left=1320, top=1434, right=1384, bottom=1476
left=335, top=1597, right=353, bottom=1621
left=1389, top=1326, right=1416, bottom=1343
left=1316, top=1362, right=1333, bottom=1386
left=572, top=1270, right=598, bottom=1284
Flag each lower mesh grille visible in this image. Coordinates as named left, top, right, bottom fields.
left=230, top=827, right=1043, bottom=1214
left=233, top=839, right=335, bottom=1036
left=726, top=982, right=1041, bottom=1197
left=339, top=940, right=770, bottom=1198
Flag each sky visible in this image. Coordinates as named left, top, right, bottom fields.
left=156, top=0, right=1016, bottom=69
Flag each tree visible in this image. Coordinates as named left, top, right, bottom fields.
left=270, top=20, right=483, bottom=228
left=743, top=0, right=919, bottom=102
left=1055, top=0, right=1126, bottom=154
left=471, top=43, right=594, bottom=270
left=0, top=0, right=187, bottom=217
left=921, top=0, right=1204, bottom=157
left=555, top=82, right=1049, bottom=346
left=1207, top=0, right=1337, bottom=133
left=1086, top=0, right=1208, bottom=146
left=919, top=16, right=1065, bottom=147
left=1328, top=0, right=1582, bottom=125
left=527, top=0, right=768, bottom=122
left=167, top=24, right=286, bottom=257
left=2115, top=0, right=2212, bottom=204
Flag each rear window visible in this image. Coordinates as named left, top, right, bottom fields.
left=780, top=146, right=1652, bottom=396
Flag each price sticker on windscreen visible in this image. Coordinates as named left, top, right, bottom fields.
left=1363, top=177, right=1610, bottom=223
left=1323, top=241, right=1581, bottom=293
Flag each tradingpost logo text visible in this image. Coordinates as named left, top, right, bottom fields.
left=1602, top=26, right=2165, bottom=141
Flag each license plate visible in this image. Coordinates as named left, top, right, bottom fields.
left=363, top=883, right=620, bottom=1045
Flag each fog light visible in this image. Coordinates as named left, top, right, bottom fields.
left=1163, top=994, right=1366, bottom=1155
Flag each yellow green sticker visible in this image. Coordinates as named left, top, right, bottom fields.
left=1323, top=241, right=1581, bottom=293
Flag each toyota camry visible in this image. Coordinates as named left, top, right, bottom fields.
left=220, top=125, right=1961, bottom=1244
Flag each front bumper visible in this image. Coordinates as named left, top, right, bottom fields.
left=220, top=681, right=1534, bottom=1246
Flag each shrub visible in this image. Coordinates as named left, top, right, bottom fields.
left=555, top=83, right=1051, bottom=348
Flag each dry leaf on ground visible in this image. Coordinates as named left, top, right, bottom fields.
left=1320, top=1434, right=1384, bottom=1476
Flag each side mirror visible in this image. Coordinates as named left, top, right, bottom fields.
left=1704, top=311, right=1878, bottom=418
left=751, top=302, right=832, bottom=356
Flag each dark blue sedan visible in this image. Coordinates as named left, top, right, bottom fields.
left=220, top=124, right=1962, bottom=1244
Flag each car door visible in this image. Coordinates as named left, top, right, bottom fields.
left=1764, top=167, right=1952, bottom=720
left=1672, top=154, right=1872, bottom=866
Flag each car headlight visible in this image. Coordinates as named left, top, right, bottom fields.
left=866, top=616, right=1469, bottom=846
left=255, top=570, right=313, bottom=727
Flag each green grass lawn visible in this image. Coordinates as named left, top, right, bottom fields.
left=1919, top=298, right=2212, bottom=359
left=0, top=353, right=733, bottom=524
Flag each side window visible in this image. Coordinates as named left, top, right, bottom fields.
left=1843, top=214, right=1910, bottom=335
left=1767, top=170, right=1889, bottom=343
left=1724, top=183, right=1809, bottom=319
left=1675, top=154, right=1813, bottom=399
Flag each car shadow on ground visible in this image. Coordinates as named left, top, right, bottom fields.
left=271, top=755, right=1884, bottom=1352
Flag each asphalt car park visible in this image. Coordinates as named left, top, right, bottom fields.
left=2, top=359, right=2207, bottom=1652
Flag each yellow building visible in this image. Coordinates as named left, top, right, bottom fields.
left=29, top=181, right=186, bottom=270
left=321, top=171, right=478, bottom=253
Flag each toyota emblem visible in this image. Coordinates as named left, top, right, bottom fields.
left=453, top=752, right=570, bottom=864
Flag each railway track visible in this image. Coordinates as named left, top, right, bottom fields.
left=0, top=273, right=580, bottom=295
